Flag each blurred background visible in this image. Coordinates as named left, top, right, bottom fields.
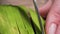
left=0, top=0, right=47, bottom=9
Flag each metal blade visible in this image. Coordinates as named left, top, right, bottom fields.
left=33, top=0, right=44, bottom=34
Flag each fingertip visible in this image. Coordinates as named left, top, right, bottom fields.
left=39, top=0, right=52, bottom=18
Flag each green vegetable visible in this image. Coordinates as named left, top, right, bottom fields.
left=29, top=9, right=45, bottom=34
left=0, top=5, right=45, bottom=34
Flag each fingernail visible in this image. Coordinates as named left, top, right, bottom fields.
left=48, top=23, right=57, bottom=34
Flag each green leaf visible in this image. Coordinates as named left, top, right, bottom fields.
left=0, top=5, right=45, bottom=34
left=29, top=9, right=45, bottom=34
left=0, top=5, right=34, bottom=34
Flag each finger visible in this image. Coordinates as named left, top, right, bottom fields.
left=46, top=0, right=60, bottom=34
left=39, top=0, right=53, bottom=18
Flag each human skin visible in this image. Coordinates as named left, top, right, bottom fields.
left=39, top=0, right=60, bottom=34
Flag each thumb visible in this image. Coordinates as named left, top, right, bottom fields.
left=39, top=0, right=53, bottom=18
left=46, top=0, right=60, bottom=34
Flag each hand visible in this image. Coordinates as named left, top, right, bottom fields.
left=39, top=0, right=60, bottom=34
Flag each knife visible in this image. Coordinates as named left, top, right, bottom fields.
left=33, top=0, right=44, bottom=34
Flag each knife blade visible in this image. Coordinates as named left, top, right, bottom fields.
left=33, top=0, right=44, bottom=34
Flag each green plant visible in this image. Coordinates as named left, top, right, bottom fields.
left=0, top=5, right=45, bottom=34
